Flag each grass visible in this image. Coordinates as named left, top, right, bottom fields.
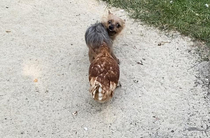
left=101, top=0, right=210, bottom=46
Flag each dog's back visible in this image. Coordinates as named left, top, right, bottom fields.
left=85, top=23, right=112, bottom=49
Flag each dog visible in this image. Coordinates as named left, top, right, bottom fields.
left=85, top=22, right=119, bottom=63
left=89, top=42, right=120, bottom=103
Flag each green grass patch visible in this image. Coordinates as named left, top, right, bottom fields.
left=102, top=0, right=210, bottom=46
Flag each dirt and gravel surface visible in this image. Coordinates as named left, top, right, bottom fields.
left=0, top=0, right=210, bottom=137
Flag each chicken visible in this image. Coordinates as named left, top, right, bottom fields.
left=89, top=43, right=120, bottom=103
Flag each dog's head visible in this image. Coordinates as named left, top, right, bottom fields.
left=102, top=10, right=125, bottom=40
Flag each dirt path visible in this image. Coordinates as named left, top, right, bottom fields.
left=0, top=0, right=210, bottom=137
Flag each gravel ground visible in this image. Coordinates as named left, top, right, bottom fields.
left=0, top=0, right=210, bottom=137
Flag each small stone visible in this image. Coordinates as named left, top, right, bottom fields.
left=133, top=80, right=138, bottom=83
left=137, top=61, right=143, bottom=65
left=72, top=111, right=78, bottom=116
left=34, top=79, right=38, bottom=82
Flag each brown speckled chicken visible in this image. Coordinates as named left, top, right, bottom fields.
left=89, top=43, right=120, bottom=103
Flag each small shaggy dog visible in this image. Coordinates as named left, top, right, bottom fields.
left=85, top=11, right=125, bottom=63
